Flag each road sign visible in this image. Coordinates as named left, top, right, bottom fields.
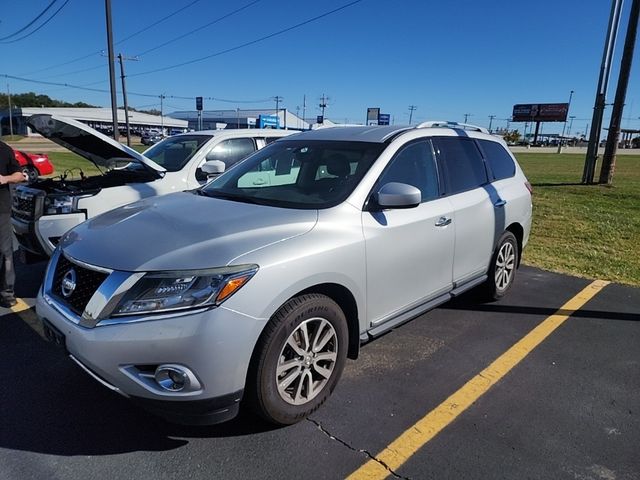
left=367, top=107, right=380, bottom=125
left=196, top=96, right=203, bottom=111
left=378, top=113, right=390, bottom=125
left=316, top=115, right=324, bottom=124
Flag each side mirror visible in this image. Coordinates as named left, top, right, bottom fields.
left=375, top=182, right=421, bottom=209
left=201, top=160, right=226, bottom=177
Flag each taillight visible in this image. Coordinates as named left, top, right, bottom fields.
left=525, top=181, right=533, bottom=195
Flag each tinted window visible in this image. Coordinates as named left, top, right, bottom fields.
left=432, top=137, right=488, bottom=195
left=477, top=139, right=516, bottom=180
left=144, top=135, right=213, bottom=172
left=377, top=140, right=439, bottom=202
left=209, top=138, right=257, bottom=168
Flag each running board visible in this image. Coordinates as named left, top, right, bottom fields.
left=451, top=274, right=487, bottom=297
left=367, top=293, right=451, bottom=338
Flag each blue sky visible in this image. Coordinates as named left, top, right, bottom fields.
left=1, top=0, right=639, bottom=135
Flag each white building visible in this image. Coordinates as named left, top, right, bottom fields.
left=0, top=107, right=187, bottom=136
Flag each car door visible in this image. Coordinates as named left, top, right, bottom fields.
left=432, top=136, right=495, bottom=285
left=362, top=139, right=455, bottom=327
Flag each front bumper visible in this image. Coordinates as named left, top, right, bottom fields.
left=36, top=289, right=267, bottom=425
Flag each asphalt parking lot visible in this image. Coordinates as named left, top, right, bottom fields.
left=1, top=262, right=638, bottom=480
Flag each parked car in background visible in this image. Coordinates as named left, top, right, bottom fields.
left=13, top=150, right=55, bottom=182
left=11, top=114, right=294, bottom=259
left=36, top=121, right=533, bottom=426
left=141, top=131, right=164, bottom=145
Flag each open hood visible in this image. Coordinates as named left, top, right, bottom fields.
left=27, top=114, right=166, bottom=174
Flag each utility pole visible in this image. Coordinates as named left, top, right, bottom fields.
left=117, top=53, right=138, bottom=146
left=408, top=105, right=417, bottom=125
left=463, top=113, right=472, bottom=123
left=488, top=115, right=496, bottom=132
left=302, top=94, right=307, bottom=128
left=600, top=0, right=639, bottom=185
left=105, top=0, right=119, bottom=141
left=273, top=95, right=283, bottom=128
left=557, top=90, right=574, bottom=153
left=583, top=0, right=624, bottom=183
left=6, top=84, right=13, bottom=137
left=319, top=94, right=328, bottom=118
left=159, top=93, right=165, bottom=135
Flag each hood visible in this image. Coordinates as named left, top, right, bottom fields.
left=27, top=114, right=165, bottom=174
left=59, top=192, right=318, bottom=271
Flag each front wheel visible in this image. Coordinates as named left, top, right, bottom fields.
left=247, top=294, right=348, bottom=425
left=483, top=231, right=519, bottom=300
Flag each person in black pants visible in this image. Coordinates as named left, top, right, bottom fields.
left=0, top=140, right=26, bottom=307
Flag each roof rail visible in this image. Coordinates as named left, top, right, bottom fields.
left=416, top=121, right=489, bottom=134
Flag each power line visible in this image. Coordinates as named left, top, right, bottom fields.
left=0, top=0, right=59, bottom=41
left=119, top=0, right=200, bottom=45
left=21, top=0, right=201, bottom=76
left=134, top=0, right=262, bottom=57
left=0, top=0, right=70, bottom=44
left=0, top=73, right=274, bottom=104
left=129, top=0, right=365, bottom=78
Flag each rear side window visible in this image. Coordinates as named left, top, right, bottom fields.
left=477, top=140, right=516, bottom=180
left=432, top=137, right=487, bottom=195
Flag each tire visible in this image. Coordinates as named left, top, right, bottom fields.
left=22, top=166, right=39, bottom=183
left=484, top=231, right=519, bottom=300
left=247, top=293, right=348, bottom=425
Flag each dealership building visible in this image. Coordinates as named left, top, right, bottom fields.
left=168, top=108, right=317, bottom=131
left=0, top=107, right=188, bottom=136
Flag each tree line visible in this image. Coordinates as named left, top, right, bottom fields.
left=0, top=91, right=96, bottom=108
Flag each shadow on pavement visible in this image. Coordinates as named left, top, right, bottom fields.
left=0, top=308, right=280, bottom=457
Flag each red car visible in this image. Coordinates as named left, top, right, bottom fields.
left=13, top=150, right=55, bottom=183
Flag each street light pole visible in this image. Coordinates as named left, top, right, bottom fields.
left=117, top=53, right=138, bottom=147
left=488, top=115, right=496, bottom=132
left=463, top=113, right=472, bottom=123
left=557, top=90, right=574, bottom=153
left=105, top=0, right=119, bottom=142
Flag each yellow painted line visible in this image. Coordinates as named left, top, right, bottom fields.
left=7, top=297, right=46, bottom=339
left=347, top=279, right=610, bottom=480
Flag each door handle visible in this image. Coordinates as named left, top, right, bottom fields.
left=494, top=199, right=507, bottom=207
left=435, top=216, right=452, bottom=227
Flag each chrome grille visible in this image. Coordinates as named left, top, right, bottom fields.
left=51, top=255, right=110, bottom=316
left=11, top=187, right=44, bottom=222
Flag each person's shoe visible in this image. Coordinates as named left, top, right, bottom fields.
left=0, top=297, right=17, bottom=308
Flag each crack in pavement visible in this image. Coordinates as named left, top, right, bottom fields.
left=307, top=418, right=411, bottom=480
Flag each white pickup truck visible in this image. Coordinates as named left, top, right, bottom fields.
left=12, top=114, right=293, bottom=259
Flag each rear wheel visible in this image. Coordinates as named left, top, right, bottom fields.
left=247, top=294, right=348, bottom=425
left=22, top=166, right=39, bottom=183
left=484, top=231, right=519, bottom=300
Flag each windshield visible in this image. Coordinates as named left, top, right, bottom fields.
left=143, top=134, right=213, bottom=171
left=201, top=140, right=384, bottom=209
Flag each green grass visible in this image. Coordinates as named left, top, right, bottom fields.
left=516, top=153, right=640, bottom=286
left=41, top=149, right=640, bottom=286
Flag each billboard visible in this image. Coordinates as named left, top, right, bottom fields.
left=258, top=114, right=279, bottom=129
left=367, top=107, right=380, bottom=125
left=512, top=103, right=569, bottom=122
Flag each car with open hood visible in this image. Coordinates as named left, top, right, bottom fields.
left=11, top=114, right=294, bottom=259
left=36, top=121, right=533, bottom=426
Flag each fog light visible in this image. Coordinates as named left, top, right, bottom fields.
left=155, top=365, right=189, bottom=392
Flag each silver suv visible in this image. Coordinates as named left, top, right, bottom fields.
left=36, top=122, right=532, bottom=425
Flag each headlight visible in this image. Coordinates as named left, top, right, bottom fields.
left=113, top=265, right=258, bottom=316
left=44, top=195, right=76, bottom=215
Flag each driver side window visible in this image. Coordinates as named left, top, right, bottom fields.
left=377, top=140, right=439, bottom=202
